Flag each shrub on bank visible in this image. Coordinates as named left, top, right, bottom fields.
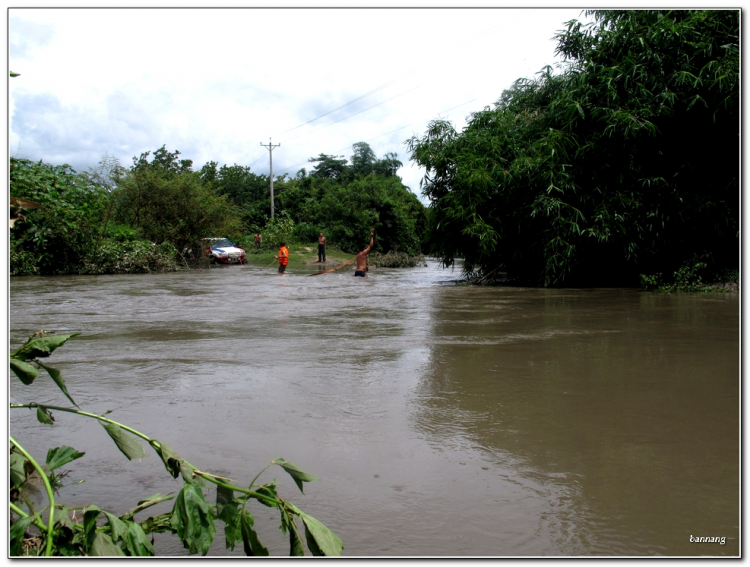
left=368, top=251, right=426, bottom=268
left=80, top=240, right=181, bottom=275
left=640, top=258, right=739, bottom=293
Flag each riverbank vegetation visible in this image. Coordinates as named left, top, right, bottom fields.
left=10, top=331, right=343, bottom=556
left=408, top=10, right=739, bottom=287
left=10, top=141, right=426, bottom=277
left=12, top=10, right=737, bottom=289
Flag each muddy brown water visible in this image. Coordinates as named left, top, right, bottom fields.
left=9, top=260, right=739, bottom=556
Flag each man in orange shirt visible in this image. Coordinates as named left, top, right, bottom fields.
left=274, top=242, right=289, bottom=274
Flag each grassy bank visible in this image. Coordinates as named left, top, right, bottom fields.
left=243, top=243, right=353, bottom=269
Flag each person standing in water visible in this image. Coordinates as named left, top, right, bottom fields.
left=354, top=230, right=374, bottom=277
left=317, top=232, right=327, bottom=263
left=274, top=242, right=289, bottom=274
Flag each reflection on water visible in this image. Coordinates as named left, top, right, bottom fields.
left=10, top=262, right=739, bottom=556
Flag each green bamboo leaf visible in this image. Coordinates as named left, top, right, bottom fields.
left=10, top=359, right=40, bottom=384
left=89, top=531, right=125, bottom=556
left=10, top=452, right=26, bottom=489
left=300, top=511, right=344, bottom=556
left=170, top=483, right=216, bottom=556
left=14, top=333, right=80, bottom=361
left=45, top=445, right=85, bottom=471
left=36, top=405, right=55, bottom=425
left=10, top=515, right=36, bottom=555
left=272, top=458, right=318, bottom=493
left=240, top=510, right=269, bottom=556
left=101, top=422, right=146, bottom=461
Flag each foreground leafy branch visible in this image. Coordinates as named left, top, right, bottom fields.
left=9, top=331, right=343, bottom=556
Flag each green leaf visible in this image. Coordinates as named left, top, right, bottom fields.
left=10, top=452, right=26, bottom=489
left=14, top=333, right=80, bottom=361
left=102, top=422, right=146, bottom=461
left=10, top=359, right=40, bottom=384
left=300, top=511, right=344, bottom=556
left=121, top=493, right=175, bottom=520
left=138, top=512, right=173, bottom=535
left=36, top=405, right=55, bottom=425
left=83, top=505, right=102, bottom=550
left=36, top=361, right=77, bottom=407
left=150, top=441, right=181, bottom=478
left=10, top=515, right=36, bottom=555
left=46, top=445, right=85, bottom=471
left=272, top=458, right=318, bottom=493
left=103, top=511, right=129, bottom=542
left=121, top=520, right=155, bottom=556
left=253, top=482, right=279, bottom=507
left=287, top=516, right=306, bottom=556
left=89, top=531, right=125, bottom=556
left=54, top=507, right=76, bottom=531
left=240, top=510, right=269, bottom=556
left=170, top=483, right=216, bottom=556
left=216, top=485, right=236, bottom=522
left=216, top=484, right=240, bottom=550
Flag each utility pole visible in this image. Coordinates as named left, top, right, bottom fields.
left=260, top=138, right=280, bottom=218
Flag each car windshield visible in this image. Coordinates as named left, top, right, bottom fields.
left=212, top=238, right=233, bottom=248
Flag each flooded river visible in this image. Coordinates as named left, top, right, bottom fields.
left=9, top=260, right=739, bottom=556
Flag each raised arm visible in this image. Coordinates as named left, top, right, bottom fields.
left=362, top=231, right=375, bottom=255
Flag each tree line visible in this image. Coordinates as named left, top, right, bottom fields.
left=407, top=9, right=739, bottom=287
left=10, top=142, right=426, bottom=276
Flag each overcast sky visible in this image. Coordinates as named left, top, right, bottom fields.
left=9, top=7, right=590, bottom=196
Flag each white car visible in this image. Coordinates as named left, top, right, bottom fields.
left=202, top=238, right=247, bottom=264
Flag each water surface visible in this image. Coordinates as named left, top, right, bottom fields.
left=9, top=261, right=740, bottom=556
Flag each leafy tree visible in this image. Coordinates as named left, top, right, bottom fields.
left=373, top=152, right=402, bottom=178
left=111, top=168, right=241, bottom=253
left=110, top=147, right=243, bottom=253
left=350, top=142, right=377, bottom=176
left=408, top=9, right=739, bottom=286
left=132, top=145, right=194, bottom=177
left=308, top=154, right=350, bottom=180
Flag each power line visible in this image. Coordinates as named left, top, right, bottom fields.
left=279, top=79, right=399, bottom=135
left=281, top=85, right=423, bottom=146
left=272, top=98, right=477, bottom=177
left=227, top=15, right=515, bottom=167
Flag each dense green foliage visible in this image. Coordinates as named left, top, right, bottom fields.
left=11, top=141, right=425, bottom=275
left=408, top=10, right=739, bottom=286
left=10, top=159, right=109, bottom=275
left=274, top=171, right=426, bottom=255
left=111, top=147, right=243, bottom=253
left=10, top=331, right=343, bottom=556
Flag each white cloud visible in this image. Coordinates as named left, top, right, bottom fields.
left=9, top=7, right=587, bottom=197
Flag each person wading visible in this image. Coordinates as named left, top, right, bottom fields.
left=274, top=242, right=289, bottom=274
left=354, top=230, right=374, bottom=277
left=317, top=232, right=327, bottom=263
